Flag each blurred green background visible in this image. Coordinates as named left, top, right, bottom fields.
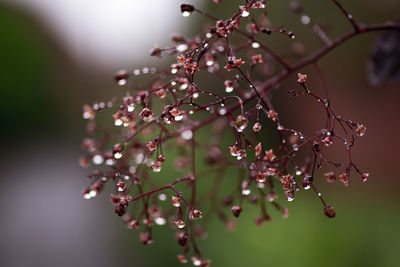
left=0, top=0, right=399, bottom=267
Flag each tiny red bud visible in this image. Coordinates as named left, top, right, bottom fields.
left=231, top=206, right=242, bottom=217
left=324, top=205, right=336, bottom=218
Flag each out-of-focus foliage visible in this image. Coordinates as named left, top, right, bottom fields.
left=0, top=6, right=56, bottom=137
left=367, top=31, right=400, bottom=85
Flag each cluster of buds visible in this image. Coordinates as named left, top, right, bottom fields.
left=77, top=0, right=400, bottom=265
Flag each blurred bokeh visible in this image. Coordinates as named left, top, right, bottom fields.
left=1, top=0, right=399, bottom=267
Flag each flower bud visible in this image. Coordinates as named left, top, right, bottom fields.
left=324, top=205, right=336, bottom=218
left=231, top=206, right=242, bottom=217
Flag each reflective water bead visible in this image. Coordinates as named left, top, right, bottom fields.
left=158, top=193, right=167, bottom=201
left=251, top=42, right=260, bottom=48
left=181, top=129, right=193, bottom=140
left=180, top=4, right=194, bottom=17
left=176, top=43, right=188, bottom=52
left=301, top=15, right=311, bottom=24
left=127, top=103, right=135, bottom=112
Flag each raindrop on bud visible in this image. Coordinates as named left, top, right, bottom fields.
left=251, top=42, right=260, bottom=48
left=117, top=181, right=126, bottom=192
left=82, top=188, right=91, bottom=199
left=253, top=122, right=262, bottom=132
left=154, top=217, right=166, bottom=225
left=324, top=205, right=336, bottom=218
left=190, top=209, right=203, bottom=220
left=362, top=173, right=369, bottom=182
left=224, top=80, right=234, bottom=93
left=356, top=124, right=366, bottom=137
left=151, top=161, right=162, bottom=172
left=114, top=69, right=128, bottom=85
left=302, top=176, right=312, bottom=190
left=235, top=115, right=248, bottom=132
left=180, top=4, right=194, bottom=17
left=239, top=6, right=250, bottom=17
left=231, top=206, right=242, bottom=217
left=172, top=196, right=181, bottom=207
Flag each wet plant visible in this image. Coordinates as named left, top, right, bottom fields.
left=80, top=1, right=399, bottom=265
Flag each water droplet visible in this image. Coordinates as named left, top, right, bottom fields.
left=180, top=4, right=194, bottom=17
left=155, top=217, right=166, bottom=225
left=89, top=189, right=97, bottom=198
left=114, top=119, right=123, bottom=126
left=181, top=129, right=193, bottom=140
left=82, top=105, right=95, bottom=120
left=241, top=10, right=250, bottom=17
left=158, top=193, right=167, bottom=201
left=242, top=188, right=251, bottom=195
left=206, top=60, right=214, bottom=66
left=218, top=107, right=227, bottom=115
left=135, top=153, right=144, bottom=164
left=176, top=43, right=188, bottom=52
left=114, top=152, right=123, bottom=159
left=175, top=219, right=186, bottom=229
left=362, top=173, right=369, bottom=182
left=179, top=83, right=188, bottom=90
left=92, top=154, right=104, bottom=165
left=127, top=103, right=135, bottom=112
left=117, top=181, right=126, bottom=192
left=172, top=196, right=181, bottom=207
left=301, top=15, right=311, bottom=24
left=106, top=158, right=115, bottom=166
left=251, top=42, right=260, bottom=48
left=257, top=182, right=265, bottom=188
left=235, top=115, right=248, bottom=132
left=225, top=86, right=233, bottom=93
left=192, top=257, right=202, bottom=266
left=118, top=79, right=127, bottom=86
left=175, top=115, right=184, bottom=121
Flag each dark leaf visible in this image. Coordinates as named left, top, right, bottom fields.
left=367, top=30, right=400, bottom=85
